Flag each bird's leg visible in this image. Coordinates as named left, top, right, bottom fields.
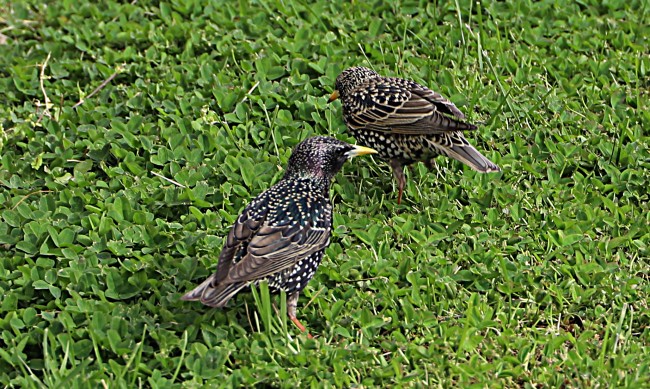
left=389, top=159, right=406, bottom=205
left=287, top=292, right=312, bottom=338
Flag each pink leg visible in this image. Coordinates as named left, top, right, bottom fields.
left=288, top=292, right=313, bottom=338
left=389, top=160, right=406, bottom=204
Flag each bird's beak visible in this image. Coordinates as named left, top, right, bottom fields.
left=328, top=90, right=339, bottom=103
left=346, top=145, right=377, bottom=158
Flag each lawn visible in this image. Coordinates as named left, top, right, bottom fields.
left=1, top=0, right=649, bottom=387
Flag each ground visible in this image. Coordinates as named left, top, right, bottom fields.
left=0, top=0, right=648, bottom=387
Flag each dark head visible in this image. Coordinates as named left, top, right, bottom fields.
left=284, top=136, right=376, bottom=181
left=329, top=67, right=381, bottom=102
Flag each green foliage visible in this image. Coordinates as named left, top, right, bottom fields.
left=1, top=0, right=649, bottom=387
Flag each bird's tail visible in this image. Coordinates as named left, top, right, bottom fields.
left=180, top=274, right=248, bottom=308
left=427, top=132, right=501, bottom=173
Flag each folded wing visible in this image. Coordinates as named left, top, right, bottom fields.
left=344, top=78, right=476, bottom=134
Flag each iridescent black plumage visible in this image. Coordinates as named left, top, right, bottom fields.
left=181, top=136, right=376, bottom=333
left=330, top=66, right=500, bottom=204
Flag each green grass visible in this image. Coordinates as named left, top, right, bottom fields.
left=1, top=0, right=649, bottom=387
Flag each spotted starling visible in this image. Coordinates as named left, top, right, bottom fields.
left=181, top=136, right=376, bottom=334
left=329, top=66, right=500, bottom=204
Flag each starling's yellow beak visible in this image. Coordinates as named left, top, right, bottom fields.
left=346, top=145, right=377, bottom=158
left=328, top=90, right=340, bottom=103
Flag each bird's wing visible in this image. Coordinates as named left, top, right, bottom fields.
left=221, top=194, right=332, bottom=284
left=214, top=195, right=271, bottom=284
left=343, top=78, right=476, bottom=134
left=180, top=193, right=272, bottom=306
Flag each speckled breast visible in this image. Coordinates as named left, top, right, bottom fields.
left=352, top=129, right=440, bottom=165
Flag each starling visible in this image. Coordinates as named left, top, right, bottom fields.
left=181, top=136, right=376, bottom=334
left=329, top=66, right=500, bottom=204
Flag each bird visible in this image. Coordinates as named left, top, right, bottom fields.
left=329, top=66, right=500, bottom=204
left=181, top=136, right=377, bottom=335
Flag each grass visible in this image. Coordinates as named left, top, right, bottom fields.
left=1, top=0, right=649, bottom=387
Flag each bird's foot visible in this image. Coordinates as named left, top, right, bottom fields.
left=290, top=315, right=313, bottom=339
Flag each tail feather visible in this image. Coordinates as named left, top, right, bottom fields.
left=446, top=144, right=500, bottom=173
left=200, top=282, right=248, bottom=308
left=180, top=274, right=216, bottom=301
left=426, top=132, right=500, bottom=173
left=180, top=274, right=248, bottom=308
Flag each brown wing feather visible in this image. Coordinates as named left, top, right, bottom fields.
left=344, top=78, right=476, bottom=134
left=224, top=210, right=331, bottom=283
left=214, top=206, right=267, bottom=284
